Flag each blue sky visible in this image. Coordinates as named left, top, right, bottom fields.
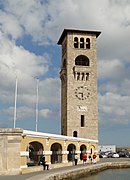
left=0, top=0, right=130, bottom=147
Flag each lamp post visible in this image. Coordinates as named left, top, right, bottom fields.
left=13, top=76, right=18, bottom=128
left=35, top=79, right=39, bottom=132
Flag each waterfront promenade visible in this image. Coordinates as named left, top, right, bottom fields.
left=0, top=158, right=130, bottom=180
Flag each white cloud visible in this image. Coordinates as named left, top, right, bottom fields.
left=15, top=77, right=60, bottom=106
left=0, top=106, right=36, bottom=123
left=0, top=11, right=23, bottom=39
left=0, top=32, right=50, bottom=103
left=98, top=59, right=125, bottom=80
left=39, top=109, right=52, bottom=118
left=99, top=92, right=130, bottom=126
left=39, top=78, right=60, bottom=104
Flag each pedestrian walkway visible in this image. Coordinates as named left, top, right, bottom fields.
left=0, top=163, right=94, bottom=180
left=0, top=158, right=130, bottom=180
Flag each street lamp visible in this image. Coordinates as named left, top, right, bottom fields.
left=13, top=75, right=18, bottom=128
left=35, top=79, right=39, bottom=132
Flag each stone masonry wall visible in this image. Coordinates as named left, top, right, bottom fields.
left=0, top=128, right=23, bottom=175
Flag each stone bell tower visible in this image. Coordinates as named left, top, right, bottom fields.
left=58, top=29, right=101, bottom=140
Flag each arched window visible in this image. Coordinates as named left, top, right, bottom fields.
left=80, top=37, right=84, bottom=48
left=73, top=131, right=77, bottom=137
left=75, top=55, right=89, bottom=66
left=86, top=38, right=90, bottom=49
left=74, top=37, right=78, bottom=48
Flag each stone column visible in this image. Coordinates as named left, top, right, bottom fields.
left=44, top=138, right=52, bottom=164
left=0, top=128, right=23, bottom=175
left=62, top=140, right=68, bottom=164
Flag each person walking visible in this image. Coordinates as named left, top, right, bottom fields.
left=93, top=154, right=97, bottom=164
left=83, top=153, right=87, bottom=164
left=89, top=154, right=92, bottom=164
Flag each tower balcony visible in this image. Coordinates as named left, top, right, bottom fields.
left=73, top=66, right=91, bottom=73
left=73, top=66, right=90, bottom=81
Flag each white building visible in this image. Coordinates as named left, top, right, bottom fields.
left=98, top=145, right=116, bottom=153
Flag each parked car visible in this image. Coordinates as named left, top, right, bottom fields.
left=99, top=152, right=107, bottom=158
left=118, top=151, right=126, bottom=157
left=112, top=152, right=119, bottom=158
left=107, top=152, right=119, bottom=158
left=107, top=152, right=113, bottom=158
left=125, top=151, right=130, bottom=158
left=118, top=151, right=130, bottom=158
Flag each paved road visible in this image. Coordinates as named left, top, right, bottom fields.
left=0, top=158, right=129, bottom=180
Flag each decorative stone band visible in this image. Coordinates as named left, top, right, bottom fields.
left=86, top=150, right=91, bottom=153
left=46, top=162, right=51, bottom=165
left=20, top=165, right=28, bottom=169
left=20, top=151, right=29, bottom=157
left=62, top=151, right=69, bottom=155
left=43, top=151, right=52, bottom=155
left=75, top=151, right=81, bottom=154
left=94, top=150, right=98, bottom=153
left=23, top=130, right=98, bottom=144
left=63, top=160, right=68, bottom=163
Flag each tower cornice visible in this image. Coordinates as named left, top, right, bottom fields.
left=57, top=28, right=101, bottom=45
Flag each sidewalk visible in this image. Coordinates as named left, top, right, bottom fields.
left=0, top=163, right=95, bottom=180
left=0, top=158, right=130, bottom=180
left=26, top=158, right=130, bottom=180
left=0, top=164, right=82, bottom=180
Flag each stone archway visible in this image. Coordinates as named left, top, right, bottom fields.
left=51, top=143, right=62, bottom=164
left=80, top=144, right=87, bottom=160
left=67, top=144, right=76, bottom=162
left=27, top=141, right=43, bottom=166
left=90, top=145, right=95, bottom=155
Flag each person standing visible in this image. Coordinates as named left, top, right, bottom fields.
left=74, top=154, right=78, bottom=165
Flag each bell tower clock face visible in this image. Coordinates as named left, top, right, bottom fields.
left=75, top=86, right=90, bottom=100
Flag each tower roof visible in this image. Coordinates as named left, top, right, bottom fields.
left=57, top=29, right=101, bottom=45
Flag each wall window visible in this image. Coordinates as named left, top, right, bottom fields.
left=90, top=148, right=92, bottom=154
left=80, top=37, right=84, bottom=48
left=75, top=55, right=89, bottom=66
left=74, top=37, right=91, bottom=49
left=81, top=115, right=85, bottom=127
left=74, top=37, right=78, bottom=48
left=86, top=38, right=90, bottom=49
left=73, top=131, right=77, bottom=137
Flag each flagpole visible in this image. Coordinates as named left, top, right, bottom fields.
left=14, top=76, right=18, bottom=128
left=36, top=79, right=39, bottom=132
